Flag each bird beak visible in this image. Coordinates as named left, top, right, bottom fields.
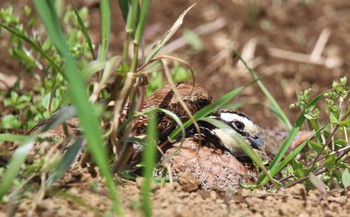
left=248, top=135, right=264, bottom=150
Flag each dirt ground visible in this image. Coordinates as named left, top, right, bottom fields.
left=1, top=0, right=350, bottom=216
left=2, top=165, right=350, bottom=217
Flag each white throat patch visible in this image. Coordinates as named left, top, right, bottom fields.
left=212, top=128, right=242, bottom=154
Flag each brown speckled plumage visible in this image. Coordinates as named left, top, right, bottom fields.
left=162, top=137, right=257, bottom=191
left=136, top=81, right=214, bottom=140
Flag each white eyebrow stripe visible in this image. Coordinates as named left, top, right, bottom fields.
left=220, top=112, right=257, bottom=133
left=220, top=113, right=249, bottom=123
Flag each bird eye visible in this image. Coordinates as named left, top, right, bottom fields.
left=233, top=121, right=245, bottom=131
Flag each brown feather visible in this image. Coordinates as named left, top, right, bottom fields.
left=162, top=137, right=257, bottom=191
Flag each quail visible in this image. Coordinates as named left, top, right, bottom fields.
left=26, top=81, right=312, bottom=192
left=160, top=108, right=264, bottom=191
left=186, top=109, right=264, bottom=158
left=160, top=110, right=313, bottom=191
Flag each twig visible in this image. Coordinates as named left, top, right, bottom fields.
left=268, top=27, right=342, bottom=69
left=269, top=47, right=324, bottom=64
left=310, top=28, right=331, bottom=62
left=161, top=58, right=200, bottom=136
left=284, top=168, right=327, bottom=189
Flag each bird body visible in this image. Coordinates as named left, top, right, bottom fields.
left=162, top=136, right=258, bottom=191
left=136, top=81, right=214, bottom=141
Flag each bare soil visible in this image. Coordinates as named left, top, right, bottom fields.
left=1, top=164, right=350, bottom=217
left=1, top=0, right=350, bottom=216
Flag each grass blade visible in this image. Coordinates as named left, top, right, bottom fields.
left=0, top=136, right=36, bottom=197
left=142, top=110, right=158, bottom=217
left=234, top=51, right=292, bottom=130
left=118, top=0, right=129, bottom=22
left=0, top=134, right=27, bottom=143
left=145, top=4, right=195, bottom=62
left=99, top=0, right=111, bottom=60
left=81, top=59, right=107, bottom=80
left=33, top=1, right=122, bottom=215
left=134, top=108, right=187, bottom=141
left=71, top=1, right=96, bottom=59
left=260, top=125, right=326, bottom=185
left=268, top=115, right=306, bottom=170
left=38, top=107, right=76, bottom=132
left=126, top=0, right=138, bottom=35
left=134, top=0, right=151, bottom=45
left=46, top=137, right=85, bottom=187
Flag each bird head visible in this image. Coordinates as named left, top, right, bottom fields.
left=191, top=109, right=264, bottom=158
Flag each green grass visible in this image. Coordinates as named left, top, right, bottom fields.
left=0, top=1, right=197, bottom=215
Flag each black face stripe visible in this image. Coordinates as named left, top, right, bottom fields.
left=211, top=115, right=248, bottom=137
left=186, top=121, right=230, bottom=152
left=185, top=110, right=259, bottom=153
left=218, top=110, right=253, bottom=137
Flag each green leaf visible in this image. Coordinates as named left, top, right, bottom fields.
left=80, top=59, right=107, bottom=81
left=334, top=139, right=347, bottom=146
left=0, top=136, right=36, bottom=196
left=309, top=141, right=323, bottom=152
left=125, top=0, right=138, bottom=34
left=10, top=91, right=19, bottom=104
left=222, top=102, right=247, bottom=110
left=338, top=120, right=350, bottom=127
left=142, top=110, right=158, bottom=217
left=71, top=1, right=96, bottom=59
left=342, top=168, right=350, bottom=188
left=260, top=124, right=326, bottom=185
left=172, top=64, right=191, bottom=82
left=42, top=93, right=59, bottom=111
left=99, top=0, right=111, bottom=60
left=330, top=113, right=338, bottom=124
left=1, top=114, right=22, bottom=129
left=293, top=159, right=305, bottom=178
left=324, top=155, right=336, bottom=170
left=118, top=0, right=130, bottom=22
left=304, top=113, right=315, bottom=120
left=147, top=72, right=164, bottom=95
